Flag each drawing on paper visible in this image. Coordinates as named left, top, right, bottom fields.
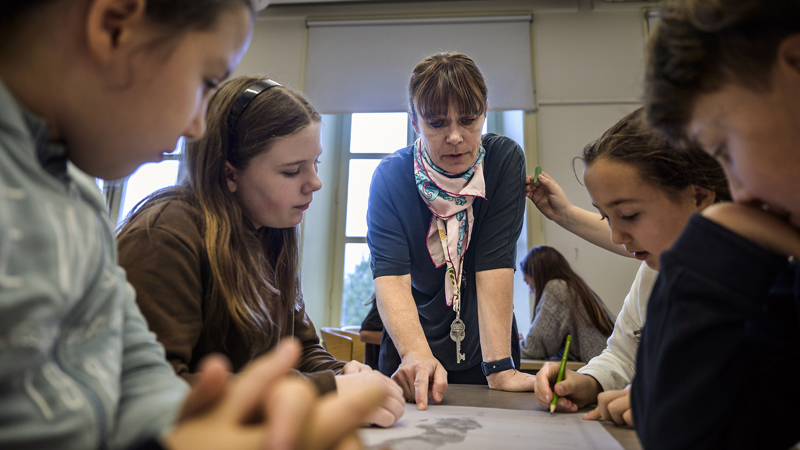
left=359, top=404, right=623, bottom=450
left=366, top=417, right=481, bottom=450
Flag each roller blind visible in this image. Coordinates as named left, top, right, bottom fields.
left=305, top=15, right=535, bottom=114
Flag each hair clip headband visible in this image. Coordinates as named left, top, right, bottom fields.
left=227, top=79, right=281, bottom=135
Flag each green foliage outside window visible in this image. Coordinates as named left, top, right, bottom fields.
left=341, top=256, right=374, bottom=327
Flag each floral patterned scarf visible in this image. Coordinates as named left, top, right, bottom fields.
left=413, top=138, right=486, bottom=307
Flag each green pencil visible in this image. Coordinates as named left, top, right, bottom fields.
left=550, top=335, right=572, bottom=414
left=533, top=165, right=543, bottom=184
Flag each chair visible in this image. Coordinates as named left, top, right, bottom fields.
left=320, top=327, right=353, bottom=362
left=321, top=326, right=367, bottom=364
left=335, top=328, right=365, bottom=364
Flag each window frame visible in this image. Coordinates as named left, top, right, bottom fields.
left=101, top=151, right=182, bottom=227
left=329, top=114, right=411, bottom=326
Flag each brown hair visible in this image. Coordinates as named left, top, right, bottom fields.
left=580, top=107, right=730, bottom=203
left=644, top=0, right=800, bottom=141
left=119, top=75, right=321, bottom=353
left=1, top=0, right=254, bottom=49
left=408, top=52, right=488, bottom=122
left=520, top=246, right=615, bottom=336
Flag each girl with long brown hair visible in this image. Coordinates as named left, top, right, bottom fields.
left=117, top=75, right=403, bottom=427
left=518, top=246, right=614, bottom=362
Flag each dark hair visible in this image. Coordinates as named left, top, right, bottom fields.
left=645, top=0, right=800, bottom=141
left=579, top=107, right=731, bottom=203
left=408, top=52, right=488, bottom=122
left=520, top=246, right=615, bottom=336
left=119, top=75, right=320, bottom=353
left=1, top=0, right=254, bottom=47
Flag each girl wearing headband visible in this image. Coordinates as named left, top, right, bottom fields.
left=117, top=75, right=403, bottom=427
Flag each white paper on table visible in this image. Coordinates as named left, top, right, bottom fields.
left=359, top=404, right=624, bottom=450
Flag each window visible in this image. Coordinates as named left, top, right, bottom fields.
left=338, top=112, right=409, bottom=326
left=102, top=139, right=183, bottom=225
left=336, top=112, right=518, bottom=328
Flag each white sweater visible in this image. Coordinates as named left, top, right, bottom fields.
left=577, top=261, right=658, bottom=392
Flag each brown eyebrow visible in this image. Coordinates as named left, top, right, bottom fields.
left=592, top=199, right=637, bottom=209
left=279, top=160, right=307, bottom=167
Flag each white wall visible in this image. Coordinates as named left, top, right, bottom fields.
left=533, top=9, right=648, bottom=315
left=235, top=0, right=656, bottom=328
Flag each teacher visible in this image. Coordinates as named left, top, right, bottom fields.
left=367, top=52, right=535, bottom=409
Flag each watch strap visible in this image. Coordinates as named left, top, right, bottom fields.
left=481, top=357, right=515, bottom=376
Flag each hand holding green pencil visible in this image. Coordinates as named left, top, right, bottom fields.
left=550, top=335, right=572, bottom=414
left=533, top=165, right=543, bottom=184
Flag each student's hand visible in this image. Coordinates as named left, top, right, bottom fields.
left=166, top=339, right=387, bottom=450
left=534, top=363, right=602, bottom=412
left=392, top=351, right=448, bottom=410
left=525, top=172, right=573, bottom=224
left=582, top=385, right=633, bottom=427
left=702, top=202, right=800, bottom=259
left=335, top=370, right=405, bottom=427
left=175, top=354, right=233, bottom=422
left=486, top=369, right=536, bottom=392
left=341, top=360, right=374, bottom=374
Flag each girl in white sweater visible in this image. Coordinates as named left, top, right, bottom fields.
left=526, top=107, right=729, bottom=427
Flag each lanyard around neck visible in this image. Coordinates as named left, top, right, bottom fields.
left=437, top=217, right=463, bottom=313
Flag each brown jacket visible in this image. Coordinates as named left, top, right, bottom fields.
left=117, top=196, right=344, bottom=393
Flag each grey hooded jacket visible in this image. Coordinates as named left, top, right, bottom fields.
left=0, top=79, right=187, bottom=449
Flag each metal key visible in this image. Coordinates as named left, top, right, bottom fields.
left=450, top=316, right=466, bottom=363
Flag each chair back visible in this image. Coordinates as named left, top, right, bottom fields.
left=335, top=328, right=365, bottom=364
left=320, top=327, right=353, bottom=362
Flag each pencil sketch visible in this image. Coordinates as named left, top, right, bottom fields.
left=365, top=417, right=481, bottom=450
left=359, top=404, right=624, bottom=450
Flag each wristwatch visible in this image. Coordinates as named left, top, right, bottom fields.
left=481, top=357, right=515, bottom=376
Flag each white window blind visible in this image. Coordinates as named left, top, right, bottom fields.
left=305, top=15, right=535, bottom=114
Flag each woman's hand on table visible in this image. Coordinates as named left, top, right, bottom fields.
left=582, top=385, right=633, bottom=427
left=167, top=339, right=387, bottom=450
left=335, top=369, right=405, bottom=427
left=533, top=362, right=601, bottom=412
left=392, top=351, right=448, bottom=411
left=486, top=368, right=536, bottom=392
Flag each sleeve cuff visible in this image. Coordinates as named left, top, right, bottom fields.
left=292, top=369, right=339, bottom=395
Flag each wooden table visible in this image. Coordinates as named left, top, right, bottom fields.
left=435, top=384, right=642, bottom=450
